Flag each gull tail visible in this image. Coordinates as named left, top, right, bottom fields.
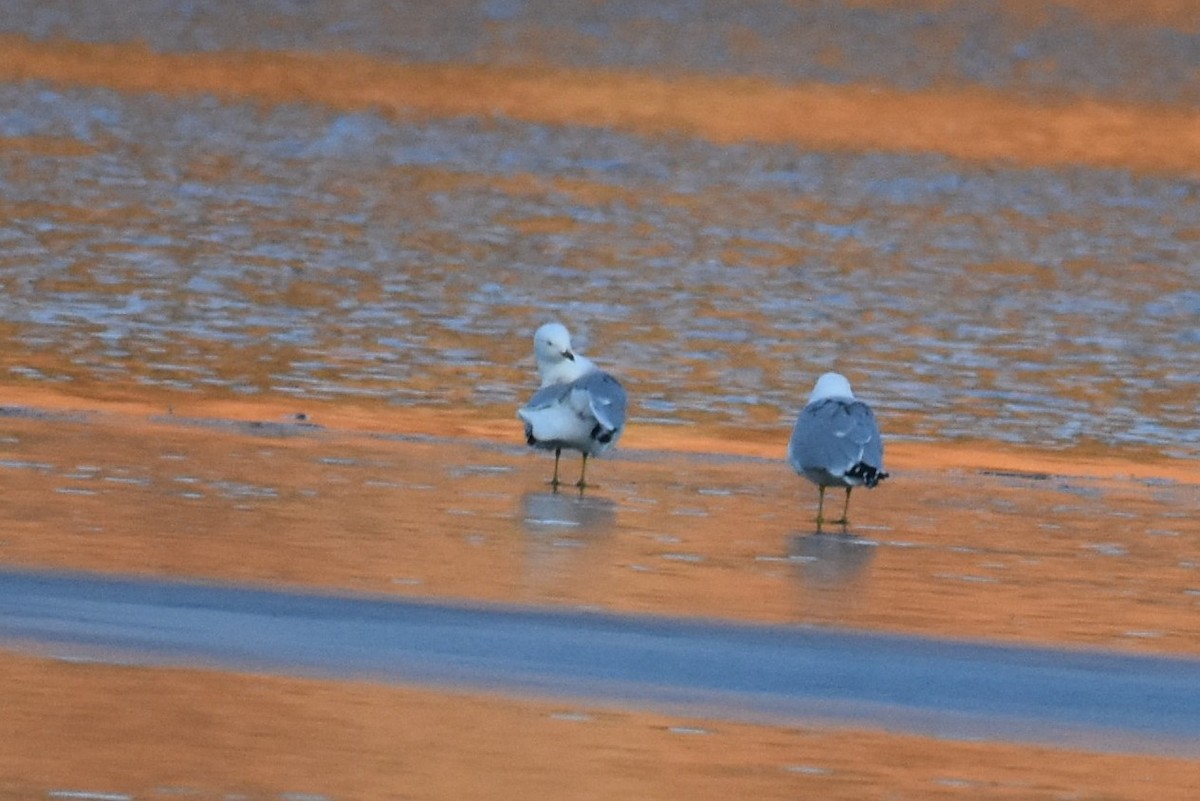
left=518, top=406, right=575, bottom=446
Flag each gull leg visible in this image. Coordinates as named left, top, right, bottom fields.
left=832, top=487, right=852, bottom=527
left=815, top=485, right=826, bottom=533
left=576, top=453, right=590, bottom=490
left=550, top=448, right=562, bottom=490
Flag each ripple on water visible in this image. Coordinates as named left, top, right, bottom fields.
left=1, top=82, right=1199, bottom=456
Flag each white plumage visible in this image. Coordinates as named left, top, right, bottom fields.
left=518, top=323, right=627, bottom=489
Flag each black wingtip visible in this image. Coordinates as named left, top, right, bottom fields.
left=590, top=423, right=618, bottom=444
left=846, top=462, right=889, bottom=488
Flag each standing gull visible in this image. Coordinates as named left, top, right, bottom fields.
left=788, top=372, right=888, bottom=531
left=518, top=323, right=627, bottom=490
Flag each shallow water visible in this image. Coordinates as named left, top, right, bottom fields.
left=0, top=6, right=1199, bottom=457
left=2, top=409, right=1198, bottom=655
left=1, top=2, right=1199, bottom=797
left=4, top=0, right=1199, bottom=103
left=5, top=566, right=1200, bottom=755
left=2, top=82, right=1199, bottom=455
left=1, top=407, right=1199, bottom=798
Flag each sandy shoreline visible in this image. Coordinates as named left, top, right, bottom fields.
left=1, top=382, right=1194, bottom=483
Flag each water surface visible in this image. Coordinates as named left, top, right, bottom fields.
left=1, top=3, right=1198, bottom=796
left=1, top=81, right=1198, bottom=455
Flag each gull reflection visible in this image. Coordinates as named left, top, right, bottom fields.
left=788, top=532, right=877, bottom=626
left=788, top=532, right=877, bottom=587
left=521, top=491, right=617, bottom=535
left=520, top=491, right=617, bottom=599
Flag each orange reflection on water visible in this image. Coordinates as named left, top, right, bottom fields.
left=2, top=34, right=1199, bottom=176
left=1, top=391, right=1198, bottom=657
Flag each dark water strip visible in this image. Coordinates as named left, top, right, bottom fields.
left=0, top=567, right=1197, bottom=755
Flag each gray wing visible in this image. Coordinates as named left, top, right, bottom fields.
left=520, top=370, right=626, bottom=433
left=789, top=398, right=883, bottom=476
left=522, top=382, right=573, bottom=412
left=579, top=370, right=626, bottom=434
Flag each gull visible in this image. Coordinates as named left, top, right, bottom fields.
left=788, top=372, right=888, bottom=531
left=518, top=323, right=627, bottom=490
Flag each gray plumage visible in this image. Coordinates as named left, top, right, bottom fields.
left=788, top=372, right=888, bottom=529
left=520, top=370, right=627, bottom=457
left=789, top=397, right=885, bottom=489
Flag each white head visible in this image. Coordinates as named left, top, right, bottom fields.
left=532, top=322, right=592, bottom=386
left=534, top=322, right=573, bottom=364
left=809, top=372, right=855, bottom=403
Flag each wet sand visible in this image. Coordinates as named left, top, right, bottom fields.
left=2, top=650, right=1198, bottom=801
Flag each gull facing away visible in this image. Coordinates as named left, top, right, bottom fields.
left=788, top=372, right=888, bottom=531
left=518, top=323, right=627, bottom=490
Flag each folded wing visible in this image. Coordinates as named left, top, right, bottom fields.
left=519, top=370, right=626, bottom=455
left=789, top=398, right=885, bottom=486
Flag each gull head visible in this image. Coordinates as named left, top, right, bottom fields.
left=533, top=322, right=591, bottom=385
left=809, top=372, right=855, bottom=403
left=534, top=322, right=575, bottom=364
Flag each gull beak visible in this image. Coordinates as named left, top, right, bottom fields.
left=562, top=350, right=575, bottom=361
